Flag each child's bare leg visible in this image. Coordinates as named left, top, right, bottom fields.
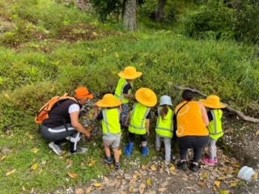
left=104, top=145, right=111, bottom=158
left=113, top=148, right=120, bottom=163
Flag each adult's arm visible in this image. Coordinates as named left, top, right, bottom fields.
left=200, top=103, right=209, bottom=127
left=70, top=111, right=91, bottom=138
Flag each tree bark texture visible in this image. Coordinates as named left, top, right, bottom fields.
left=155, top=0, right=167, bottom=22
left=123, top=0, right=137, bottom=31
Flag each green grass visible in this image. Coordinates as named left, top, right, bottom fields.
left=0, top=0, right=259, bottom=193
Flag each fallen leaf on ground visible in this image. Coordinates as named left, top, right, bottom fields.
left=200, top=172, right=209, bottom=180
left=146, top=178, right=152, bottom=186
left=92, top=182, right=102, bottom=187
left=230, top=181, right=238, bottom=187
left=219, top=190, right=230, bottom=194
left=197, top=181, right=207, bottom=188
left=67, top=172, right=78, bottom=179
left=75, top=188, right=84, bottom=194
left=31, top=163, right=39, bottom=171
left=252, top=172, right=258, bottom=181
left=256, top=130, right=259, bottom=136
left=31, top=148, right=39, bottom=153
left=1, top=155, right=6, bottom=161
left=66, top=159, right=73, bottom=168
left=88, top=159, right=96, bottom=167
left=214, top=180, right=221, bottom=188
left=150, top=164, right=157, bottom=171
left=139, top=183, right=146, bottom=194
left=27, top=134, right=34, bottom=139
left=114, top=52, right=119, bottom=58
left=158, top=187, right=167, bottom=192
left=170, top=165, right=176, bottom=174
left=142, top=165, right=147, bottom=170
left=129, top=186, right=137, bottom=193
left=3, top=93, right=11, bottom=100
left=85, top=186, right=93, bottom=193
left=161, top=181, right=168, bottom=188
left=6, top=169, right=16, bottom=176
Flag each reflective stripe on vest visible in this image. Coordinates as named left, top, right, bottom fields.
left=129, top=103, right=150, bottom=135
left=102, top=108, right=121, bottom=135
left=155, top=107, right=174, bottom=138
left=208, top=109, right=223, bottom=140
left=115, top=78, right=130, bottom=104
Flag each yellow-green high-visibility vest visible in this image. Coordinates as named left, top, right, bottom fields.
left=115, top=78, right=131, bottom=104
left=129, top=103, right=150, bottom=135
left=102, top=108, right=121, bottom=135
left=208, top=109, right=223, bottom=140
left=155, top=107, right=174, bottom=138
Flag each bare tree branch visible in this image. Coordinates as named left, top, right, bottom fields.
left=174, top=85, right=259, bottom=123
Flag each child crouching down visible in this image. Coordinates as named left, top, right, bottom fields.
left=200, top=95, right=227, bottom=166
left=155, top=95, right=174, bottom=165
left=95, top=94, right=122, bottom=170
left=125, top=87, right=157, bottom=157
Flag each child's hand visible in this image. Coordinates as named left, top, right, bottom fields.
left=94, top=106, right=100, bottom=117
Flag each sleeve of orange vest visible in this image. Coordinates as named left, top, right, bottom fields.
left=70, top=111, right=91, bottom=138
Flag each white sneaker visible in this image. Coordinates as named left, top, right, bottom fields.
left=48, top=142, right=63, bottom=155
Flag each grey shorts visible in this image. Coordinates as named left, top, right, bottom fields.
left=103, top=134, right=121, bottom=149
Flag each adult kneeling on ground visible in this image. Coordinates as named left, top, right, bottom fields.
left=40, top=87, right=93, bottom=155
left=175, top=89, right=209, bottom=172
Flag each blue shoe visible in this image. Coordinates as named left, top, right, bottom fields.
left=124, top=142, right=134, bottom=157
left=142, top=146, right=149, bottom=157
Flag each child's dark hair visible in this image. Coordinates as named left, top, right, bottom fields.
left=160, top=105, right=168, bottom=119
left=182, top=89, right=194, bottom=101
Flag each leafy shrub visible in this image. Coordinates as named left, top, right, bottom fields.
left=182, top=1, right=236, bottom=40
left=11, top=0, right=92, bottom=37
left=91, top=0, right=123, bottom=22
left=181, top=0, right=259, bottom=44
left=231, top=0, right=259, bottom=44
left=0, top=20, right=48, bottom=47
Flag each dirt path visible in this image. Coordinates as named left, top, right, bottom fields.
left=52, top=110, right=259, bottom=194
left=54, top=148, right=258, bottom=194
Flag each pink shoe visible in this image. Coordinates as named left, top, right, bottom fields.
left=203, top=158, right=216, bottom=166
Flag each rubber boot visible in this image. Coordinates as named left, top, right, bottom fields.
left=142, top=146, right=149, bottom=157
left=124, top=142, right=134, bottom=157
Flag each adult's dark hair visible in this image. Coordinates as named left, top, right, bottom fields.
left=182, top=89, right=194, bottom=101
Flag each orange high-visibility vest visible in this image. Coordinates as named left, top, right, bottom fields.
left=175, top=101, right=208, bottom=137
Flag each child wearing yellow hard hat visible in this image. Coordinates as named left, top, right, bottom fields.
left=125, top=87, right=157, bottom=157
left=95, top=94, right=122, bottom=170
left=200, top=95, right=227, bottom=166
left=114, top=66, right=142, bottom=129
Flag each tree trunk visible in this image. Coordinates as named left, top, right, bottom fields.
left=123, top=0, right=137, bottom=31
left=154, top=0, right=167, bottom=22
